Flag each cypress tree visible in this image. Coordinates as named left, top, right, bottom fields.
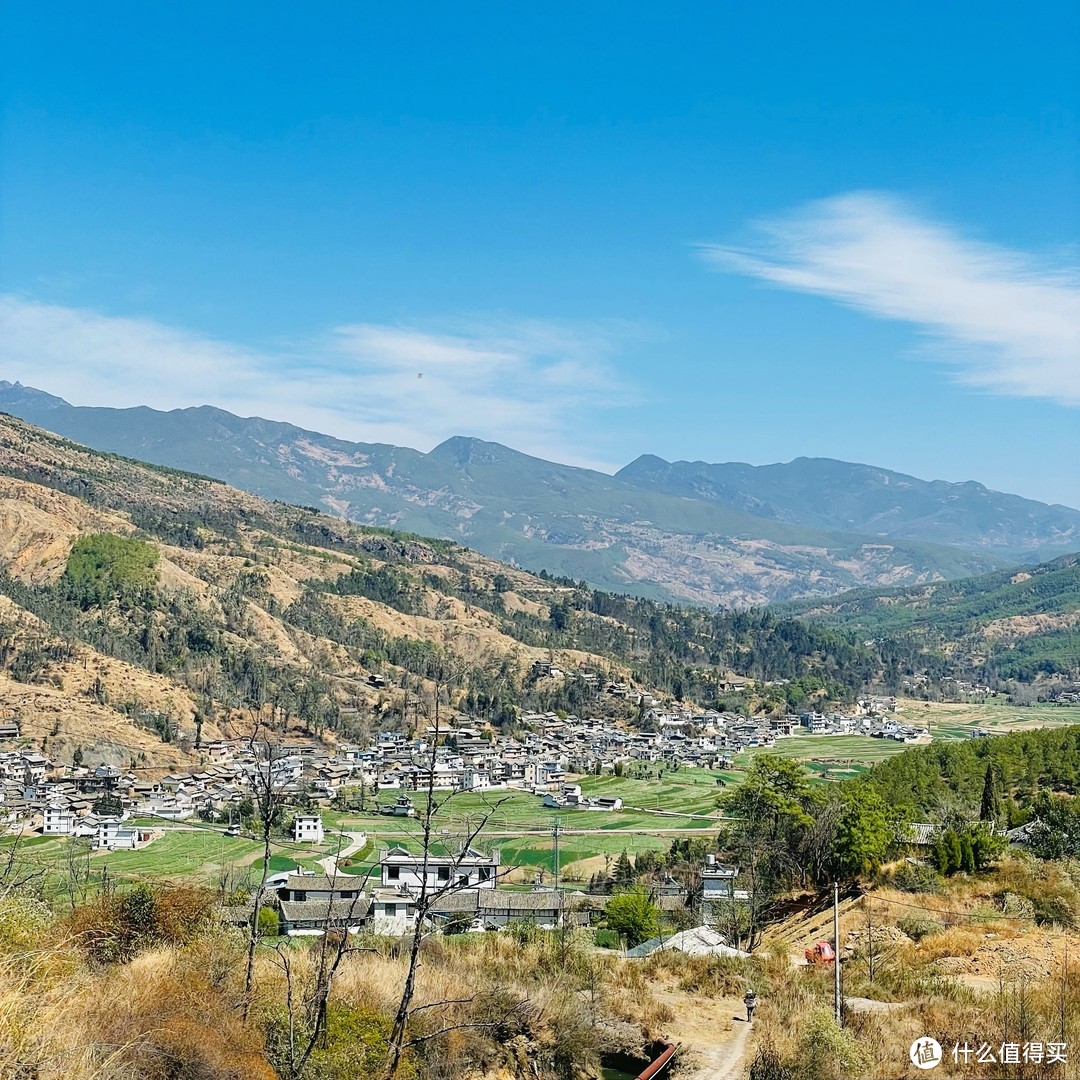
left=979, top=762, right=1003, bottom=824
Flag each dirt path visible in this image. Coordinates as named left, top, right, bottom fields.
left=680, top=1017, right=753, bottom=1080
left=318, top=830, right=368, bottom=877
left=650, top=991, right=753, bottom=1080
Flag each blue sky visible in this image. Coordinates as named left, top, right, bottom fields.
left=1, top=3, right=1078, bottom=505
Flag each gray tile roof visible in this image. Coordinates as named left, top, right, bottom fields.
left=280, top=897, right=370, bottom=924
left=282, top=872, right=362, bottom=894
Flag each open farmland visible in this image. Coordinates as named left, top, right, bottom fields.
left=0, top=825, right=350, bottom=901
left=18, top=703, right=1080, bottom=892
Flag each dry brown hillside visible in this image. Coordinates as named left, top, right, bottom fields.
left=0, top=415, right=635, bottom=772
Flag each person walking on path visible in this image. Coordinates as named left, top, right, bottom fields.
left=743, top=988, right=758, bottom=1023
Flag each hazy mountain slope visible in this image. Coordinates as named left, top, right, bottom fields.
left=0, top=383, right=1008, bottom=604
left=617, top=453, right=1080, bottom=554
left=784, top=552, right=1080, bottom=681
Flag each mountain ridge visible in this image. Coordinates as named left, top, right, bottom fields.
left=617, top=451, right=1080, bottom=551
left=3, top=381, right=1062, bottom=605
left=781, top=550, right=1080, bottom=683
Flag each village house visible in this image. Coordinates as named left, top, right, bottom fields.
left=291, top=813, right=324, bottom=844
left=380, top=845, right=499, bottom=891
left=700, top=854, right=739, bottom=922
left=41, top=801, right=75, bottom=835
left=278, top=893, right=369, bottom=936
left=369, top=887, right=418, bottom=933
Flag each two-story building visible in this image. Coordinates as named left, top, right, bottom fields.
left=380, top=845, right=499, bottom=891
left=41, top=801, right=75, bottom=835
left=277, top=871, right=368, bottom=936
left=700, top=854, right=739, bottom=922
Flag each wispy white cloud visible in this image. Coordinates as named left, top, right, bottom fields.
left=0, top=295, right=638, bottom=469
left=700, top=192, right=1080, bottom=405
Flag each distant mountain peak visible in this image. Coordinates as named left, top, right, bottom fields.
left=429, top=435, right=510, bottom=466
left=0, top=381, right=67, bottom=408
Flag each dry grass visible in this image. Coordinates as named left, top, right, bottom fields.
left=0, top=887, right=672, bottom=1080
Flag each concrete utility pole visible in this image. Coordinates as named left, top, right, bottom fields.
left=833, top=880, right=842, bottom=1024
left=551, top=817, right=561, bottom=892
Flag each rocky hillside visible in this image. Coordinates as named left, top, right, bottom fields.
left=1, top=414, right=913, bottom=773
left=0, top=382, right=1014, bottom=606
left=0, top=415, right=638, bottom=769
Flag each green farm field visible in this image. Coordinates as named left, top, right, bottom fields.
left=19, top=702, right=1080, bottom=891
left=0, top=824, right=348, bottom=900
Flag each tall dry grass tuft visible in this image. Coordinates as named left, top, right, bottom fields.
left=61, top=940, right=276, bottom=1080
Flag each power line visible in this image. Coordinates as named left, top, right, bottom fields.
left=867, top=893, right=1030, bottom=922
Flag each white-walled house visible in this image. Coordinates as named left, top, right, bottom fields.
left=369, top=887, right=418, bottom=933
left=380, top=845, right=499, bottom=891
left=74, top=815, right=143, bottom=851
left=42, top=801, right=75, bottom=835
left=278, top=872, right=363, bottom=904
left=278, top=896, right=369, bottom=936
left=277, top=872, right=369, bottom=935
left=292, top=813, right=324, bottom=844
left=701, top=853, right=738, bottom=919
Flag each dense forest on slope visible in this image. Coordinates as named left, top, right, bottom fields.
left=782, top=552, right=1080, bottom=682
left=861, top=725, right=1080, bottom=819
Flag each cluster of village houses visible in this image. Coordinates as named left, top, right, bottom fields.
left=269, top=846, right=741, bottom=937
left=0, top=693, right=941, bottom=938
left=0, top=693, right=923, bottom=853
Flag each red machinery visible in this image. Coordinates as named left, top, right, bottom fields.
left=805, top=940, right=836, bottom=965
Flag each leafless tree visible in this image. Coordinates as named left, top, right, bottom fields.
left=0, top=835, right=44, bottom=900
left=243, top=721, right=290, bottom=1018
left=266, top=865, right=378, bottom=1080
left=382, top=665, right=515, bottom=1079
left=63, top=835, right=94, bottom=906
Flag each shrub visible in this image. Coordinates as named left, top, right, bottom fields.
left=257, top=907, right=280, bottom=938
left=298, top=1003, right=403, bottom=1080
left=796, top=1005, right=871, bottom=1080
left=994, top=857, right=1080, bottom=927
left=884, top=861, right=943, bottom=894
left=749, top=1044, right=799, bottom=1080
left=605, top=888, right=659, bottom=948
left=675, top=954, right=748, bottom=996
left=896, top=915, right=942, bottom=942
left=69, top=883, right=217, bottom=963
left=1032, top=893, right=1077, bottom=928
left=443, top=912, right=474, bottom=935
left=593, top=928, right=620, bottom=949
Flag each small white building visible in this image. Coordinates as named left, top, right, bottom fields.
left=369, top=887, right=418, bottom=933
left=93, top=817, right=141, bottom=851
left=42, top=801, right=75, bottom=835
left=292, top=813, right=324, bottom=844
left=701, top=854, right=739, bottom=921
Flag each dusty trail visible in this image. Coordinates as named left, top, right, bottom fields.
left=650, top=992, right=754, bottom=1080
left=318, top=830, right=369, bottom=877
